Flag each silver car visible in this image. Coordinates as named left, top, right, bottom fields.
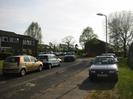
left=38, top=54, right=61, bottom=69
left=89, top=56, right=118, bottom=81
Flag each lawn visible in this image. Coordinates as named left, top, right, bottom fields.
left=85, top=58, right=133, bottom=99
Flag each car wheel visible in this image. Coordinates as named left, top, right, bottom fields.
left=3, top=73, right=8, bottom=76
left=89, top=76, right=94, bottom=81
left=58, top=63, right=61, bottom=67
left=20, top=69, right=26, bottom=76
left=89, top=74, right=95, bottom=81
left=48, top=64, right=52, bottom=69
left=38, top=65, right=43, bottom=72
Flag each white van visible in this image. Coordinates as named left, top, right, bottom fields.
left=38, top=54, right=61, bottom=69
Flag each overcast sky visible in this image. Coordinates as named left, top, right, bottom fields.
left=0, top=0, right=133, bottom=45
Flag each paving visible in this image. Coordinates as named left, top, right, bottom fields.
left=0, top=58, right=91, bottom=99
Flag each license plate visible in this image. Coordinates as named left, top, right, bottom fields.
left=97, top=74, right=108, bottom=77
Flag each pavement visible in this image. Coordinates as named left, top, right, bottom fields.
left=31, top=67, right=90, bottom=99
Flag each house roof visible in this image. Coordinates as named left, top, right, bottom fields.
left=0, top=30, right=17, bottom=37
left=0, top=30, right=37, bottom=41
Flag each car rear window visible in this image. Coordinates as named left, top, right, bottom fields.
left=5, top=57, right=20, bottom=63
left=38, top=56, right=48, bottom=60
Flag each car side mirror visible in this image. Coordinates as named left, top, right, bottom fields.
left=90, top=60, right=94, bottom=65
left=35, top=59, right=38, bottom=62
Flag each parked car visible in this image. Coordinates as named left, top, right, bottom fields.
left=89, top=56, right=118, bottom=81
left=3, top=55, right=43, bottom=76
left=38, top=54, right=61, bottom=69
left=64, top=55, right=76, bottom=62
left=101, top=53, right=118, bottom=62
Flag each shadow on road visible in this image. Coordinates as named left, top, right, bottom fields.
left=0, top=74, right=18, bottom=81
left=78, top=77, right=117, bottom=91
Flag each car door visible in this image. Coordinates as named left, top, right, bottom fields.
left=24, top=56, right=33, bottom=72
left=52, top=55, right=59, bottom=66
left=30, top=56, right=39, bottom=70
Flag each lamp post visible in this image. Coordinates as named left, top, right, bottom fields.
left=97, top=13, right=108, bottom=53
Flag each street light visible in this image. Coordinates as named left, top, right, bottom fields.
left=97, top=13, right=108, bottom=53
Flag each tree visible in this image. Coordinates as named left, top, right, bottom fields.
left=62, top=36, right=75, bottom=51
left=49, top=42, right=58, bottom=52
left=108, top=11, right=133, bottom=57
left=24, top=22, right=42, bottom=44
left=79, top=26, right=97, bottom=48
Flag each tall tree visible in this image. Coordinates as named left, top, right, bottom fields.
left=62, top=36, right=75, bottom=51
left=49, top=42, right=59, bottom=52
left=79, top=26, right=97, bottom=48
left=24, top=22, right=42, bottom=44
left=108, top=11, right=133, bottom=57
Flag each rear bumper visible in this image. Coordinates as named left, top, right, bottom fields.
left=3, top=68, right=20, bottom=74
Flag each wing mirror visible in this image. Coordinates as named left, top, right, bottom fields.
left=90, top=59, right=94, bottom=65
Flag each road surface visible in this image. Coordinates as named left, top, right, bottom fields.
left=0, top=58, right=91, bottom=99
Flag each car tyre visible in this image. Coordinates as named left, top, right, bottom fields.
left=3, top=73, right=8, bottom=76
left=49, top=64, right=52, bottom=69
left=89, top=76, right=94, bottom=81
left=20, top=69, right=26, bottom=76
left=58, top=63, right=61, bottom=67
left=38, top=65, right=43, bottom=72
left=89, top=74, right=95, bottom=81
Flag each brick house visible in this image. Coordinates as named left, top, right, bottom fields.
left=0, top=30, right=38, bottom=57
left=85, top=39, right=113, bottom=57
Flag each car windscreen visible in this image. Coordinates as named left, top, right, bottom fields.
left=94, top=57, right=115, bottom=65
left=5, top=57, right=20, bottom=63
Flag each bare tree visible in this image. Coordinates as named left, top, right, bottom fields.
left=108, top=11, right=133, bottom=57
left=62, top=36, right=75, bottom=51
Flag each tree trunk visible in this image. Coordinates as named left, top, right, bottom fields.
left=123, top=41, right=127, bottom=57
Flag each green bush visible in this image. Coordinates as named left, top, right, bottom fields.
left=0, top=52, right=13, bottom=60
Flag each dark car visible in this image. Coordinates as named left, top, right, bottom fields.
left=89, top=56, right=118, bottom=81
left=64, top=55, right=76, bottom=62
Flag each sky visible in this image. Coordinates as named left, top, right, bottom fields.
left=0, top=0, right=133, bottom=46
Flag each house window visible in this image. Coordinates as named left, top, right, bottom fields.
left=23, top=40, right=32, bottom=45
left=23, top=40, right=26, bottom=45
left=27, top=40, right=31, bottom=45
left=10, top=37, right=14, bottom=42
left=13, top=38, right=19, bottom=43
left=9, top=37, right=19, bottom=43
left=32, top=41, right=35, bottom=45
left=2, top=36, right=9, bottom=42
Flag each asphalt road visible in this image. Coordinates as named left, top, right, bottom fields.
left=0, top=58, right=91, bottom=99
